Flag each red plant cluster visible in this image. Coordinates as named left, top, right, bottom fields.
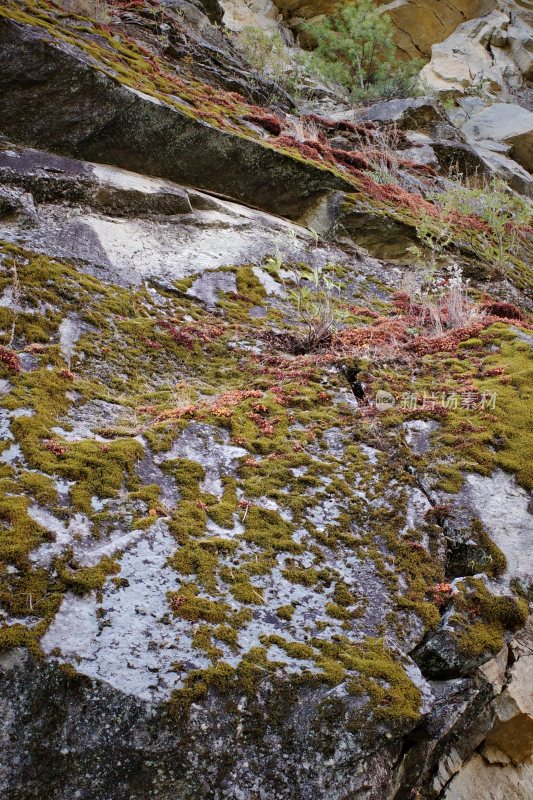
left=481, top=300, right=522, bottom=320
left=252, top=351, right=336, bottom=383
left=341, top=303, right=380, bottom=318
left=195, top=109, right=225, bottom=126
left=158, top=404, right=198, bottom=421
left=109, top=0, right=145, bottom=10
left=355, top=172, right=436, bottom=215
left=227, top=292, right=253, bottom=303
left=331, top=147, right=372, bottom=171
left=140, top=337, right=163, bottom=350
left=391, top=293, right=412, bottom=314
left=216, top=389, right=263, bottom=406
left=394, top=292, right=523, bottom=333
left=424, top=504, right=450, bottom=526
left=43, top=439, right=68, bottom=457
left=59, top=368, right=75, bottom=381
left=335, top=306, right=511, bottom=358
left=210, top=405, right=233, bottom=418
left=276, top=134, right=387, bottom=175
left=24, top=342, right=47, bottom=354
left=137, top=405, right=157, bottom=415
left=158, top=319, right=225, bottom=350
left=304, top=113, right=378, bottom=141
left=0, top=346, right=21, bottom=373
left=269, top=385, right=297, bottom=406
left=406, top=540, right=428, bottom=553
left=430, top=582, right=454, bottom=607
left=276, top=135, right=330, bottom=162
left=336, top=318, right=409, bottom=350
left=446, top=211, right=490, bottom=234
left=277, top=126, right=435, bottom=189
left=154, top=389, right=263, bottom=425
left=242, top=112, right=282, bottom=136
left=169, top=594, right=186, bottom=611
left=247, top=412, right=278, bottom=435
left=407, top=321, right=491, bottom=356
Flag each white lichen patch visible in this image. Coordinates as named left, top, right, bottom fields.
left=403, top=488, right=433, bottom=535
left=58, top=313, right=90, bottom=366
left=251, top=265, right=286, bottom=297
left=461, top=469, right=533, bottom=586
left=28, top=506, right=92, bottom=566
left=52, top=399, right=129, bottom=442
left=41, top=521, right=188, bottom=701
left=28, top=505, right=150, bottom=568
left=160, top=423, right=247, bottom=499
left=307, top=497, right=343, bottom=532
left=0, top=442, right=22, bottom=464
left=187, top=270, right=237, bottom=307
left=404, top=419, right=439, bottom=456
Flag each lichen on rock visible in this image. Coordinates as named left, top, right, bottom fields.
left=0, top=1, right=532, bottom=798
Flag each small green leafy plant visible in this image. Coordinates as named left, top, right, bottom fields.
left=436, top=178, right=531, bottom=277
left=304, top=1, right=421, bottom=103
left=265, top=255, right=346, bottom=353
left=233, top=26, right=305, bottom=101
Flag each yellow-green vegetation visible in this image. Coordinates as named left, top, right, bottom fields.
left=342, top=638, right=422, bottom=722
left=0, top=238, right=530, bottom=729
left=453, top=579, right=529, bottom=658
left=410, top=325, right=533, bottom=492
left=0, top=1, right=532, bottom=768
left=170, top=635, right=421, bottom=724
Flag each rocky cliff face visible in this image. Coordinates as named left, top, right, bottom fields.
left=0, top=2, right=532, bottom=799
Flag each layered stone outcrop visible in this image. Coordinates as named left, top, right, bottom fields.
left=0, top=2, right=532, bottom=800
left=420, top=5, right=533, bottom=98
left=0, top=17, right=355, bottom=221
left=442, top=620, right=533, bottom=798
left=462, top=103, right=533, bottom=171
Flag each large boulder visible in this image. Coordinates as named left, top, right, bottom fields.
left=442, top=752, right=533, bottom=799
left=441, top=619, right=533, bottom=799
left=0, top=144, right=349, bottom=285
left=418, top=2, right=533, bottom=128
left=219, top=0, right=286, bottom=33
left=419, top=11, right=515, bottom=96
left=339, top=98, right=490, bottom=177
left=508, top=16, right=533, bottom=80
left=462, top=103, right=533, bottom=172
left=484, top=656, right=533, bottom=763
left=0, top=17, right=352, bottom=221
left=471, top=141, right=533, bottom=198
left=348, top=97, right=448, bottom=133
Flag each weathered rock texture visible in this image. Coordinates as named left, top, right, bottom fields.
left=420, top=2, right=533, bottom=139
left=0, top=2, right=532, bottom=800
left=462, top=103, right=533, bottom=171
left=0, top=17, right=355, bottom=221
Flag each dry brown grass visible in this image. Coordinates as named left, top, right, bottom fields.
left=60, top=0, right=110, bottom=23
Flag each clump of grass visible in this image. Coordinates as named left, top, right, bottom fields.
left=59, top=0, right=111, bottom=23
